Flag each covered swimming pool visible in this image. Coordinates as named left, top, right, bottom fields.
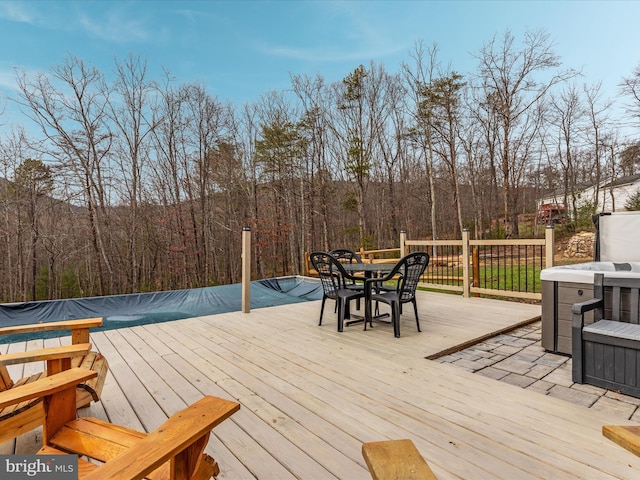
left=0, top=276, right=322, bottom=342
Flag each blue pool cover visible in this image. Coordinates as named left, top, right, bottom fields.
left=0, top=276, right=323, bottom=342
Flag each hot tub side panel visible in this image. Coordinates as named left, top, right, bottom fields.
left=541, top=281, right=555, bottom=352
left=541, top=280, right=594, bottom=355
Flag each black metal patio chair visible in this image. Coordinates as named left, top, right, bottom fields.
left=365, top=252, right=430, bottom=338
left=329, top=248, right=365, bottom=308
left=329, top=248, right=363, bottom=264
left=310, top=251, right=366, bottom=332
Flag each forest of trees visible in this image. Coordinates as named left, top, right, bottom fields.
left=1, top=29, right=639, bottom=303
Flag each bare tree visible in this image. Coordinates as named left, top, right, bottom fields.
left=291, top=73, right=333, bottom=252
left=3, top=41, right=635, bottom=299
left=619, top=143, right=640, bottom=176
left=402, top=42, right=440, bottom=241
left=474, top=29, right=576, bottom=237
left=16, top=56, right=114, bottom=294
left=147, top=79, right=243, bottom=287
left=458, top=107, right=488, bottom=239
left=0, top=128, right=31, bottom=300
left=11, top=158, right=54, bottom=300
left=600, top=131, right=623, bottom=212
left=236, top=102, right=264, bottom=277
left=368, top=69, right=406, bottom=247
left=331, top=64, right=372, bottom=247
left=583, top=82, right=612, bottom=212
left=148, top=75, right=195, bottom=289
left=421, top=72, right=466, bottom=236
left=329, top=62, right=397, bottom=248
left=182, top=83, right=229, bottom=284
left=108, top=54, right=157, bottom=291
left=254, top=91, right=303, bottom=276
left=208, top=133, right=249, bottom=283
left=621, top=62, right=640, bottom=135
left=549, top=83, right=586, bottom=219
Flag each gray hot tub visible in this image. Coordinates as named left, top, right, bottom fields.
left=540, top=211, right=640, bottom=354
left=540, top=262, right=640, bottom=354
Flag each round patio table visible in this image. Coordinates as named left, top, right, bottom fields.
left=341, top=263, right=396, bottom=326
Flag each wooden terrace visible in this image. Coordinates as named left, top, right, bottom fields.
left=3, top=291, right=640, bottom=479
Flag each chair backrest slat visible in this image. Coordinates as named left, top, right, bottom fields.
left=631, top=289, right=640, bottom=324
left=612, top=286, right=622, bottom=322
left=0, top=366, right=13, bottom=392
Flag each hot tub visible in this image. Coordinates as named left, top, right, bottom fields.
left=541, top=211, right=640, bottom=354
left=540, top=262, right=640, bottom=354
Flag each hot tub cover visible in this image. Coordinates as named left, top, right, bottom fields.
left=594, top=211, right=640, bottom=262
left=540, top=211, right=640, bottom=283
left=540, top=261, right=640, bottom=282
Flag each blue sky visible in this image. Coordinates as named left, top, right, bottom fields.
left=1, top=0, right=640, bottom=126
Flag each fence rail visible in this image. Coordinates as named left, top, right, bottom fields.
left=304, top=227, right=555, bottom=301
left=403, top=228, right=554, bottom=300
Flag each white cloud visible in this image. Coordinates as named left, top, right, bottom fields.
left=175, top=8, right=198, bottom=24
left=77, top=11, right=150, bottom=43
left=0, top=66, right=17, bottom=91
left=262, top=43, right=404, bottom=64
left=0, top=1, right=35, bottom=23
left=1, top=2, right=152, bottom=44
left=256, top=1, right=409, bottom=65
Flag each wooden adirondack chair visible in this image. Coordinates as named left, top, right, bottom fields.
left=0, top=318, right=109, bottom=444
left=603, top=424, right=640, bottom=458
left=362, top=439, right=437, bottom=480
left=0, top=367, right=240, bottom=480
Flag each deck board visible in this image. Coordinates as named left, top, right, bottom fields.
left=4, top=291, right=640, bottom=479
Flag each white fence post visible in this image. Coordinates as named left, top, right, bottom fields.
left=242, top=226, right=251, bottom=313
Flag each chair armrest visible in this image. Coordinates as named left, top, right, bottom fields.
left=365, top=277, right=382, bottom=289
left=0, top=318, right=103, bottom=337
left=362, top=439, right=437, bottom=480
left=0, top=318, right=103, bottom=345
left=82, top=396, right=240, bottom=480
left=341, top=269, right=364, bottom=284
left=603, top=425, right=640, bottom=457
left=365, top=275, right=399, bottom=291
left=572, top=298, right=603, bottom=329
left=0, top=367, right=97, bottom=409
left=0, top=343, right=92, bottom=366
left=571, top=298, right=602, bottom=316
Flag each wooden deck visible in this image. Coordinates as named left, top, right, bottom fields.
left=3, top=291, right=640, bottom=479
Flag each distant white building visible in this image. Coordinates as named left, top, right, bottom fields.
left=537, top=173, right=640, bottom=216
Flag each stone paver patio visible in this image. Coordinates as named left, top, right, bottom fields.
left=434, top=320, right=640, bottom=421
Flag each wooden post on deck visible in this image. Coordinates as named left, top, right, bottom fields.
left=400, top=230, right=407, bottom=258
left=462, top=229, right=471, bottom=298
left=545, top=225, right=555, bottom=268
left=242, top=226, right=251, bottom=313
